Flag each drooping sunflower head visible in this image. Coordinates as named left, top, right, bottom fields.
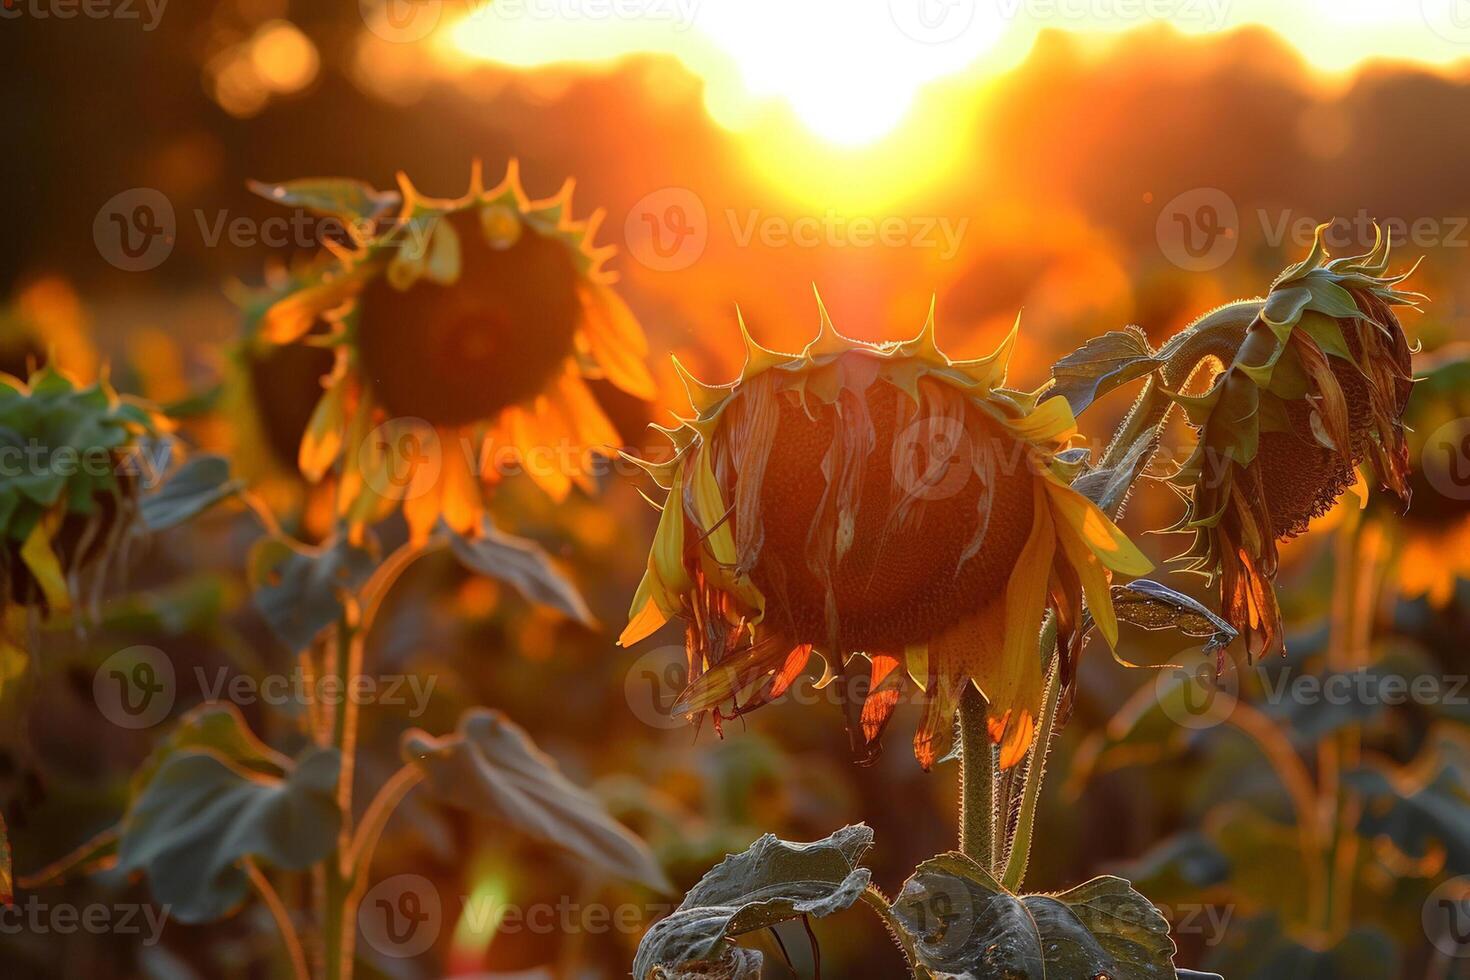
left=255, top=162, right=656, bottom=542
left=1169, top=224, right=1419, bottom=657
left=621, top=297, right=1151, bottom=769
left=0, top=365, right=162, bottom=623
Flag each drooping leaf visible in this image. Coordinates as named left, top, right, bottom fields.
left=249, top=532, right=377, bottom=651
left=633, top=824, right=873, bottom=980
left=1107, top=579, right=1239, bottom=655
left=1050, top=327, right=1161, bottom=415
left=890, top=852, right=1177, bottom=979
left=140, top=454, right=243, bottom=531
left=402, top=708, right=669, bottom=892
left=247, top=177, right=399, bottom=225
left=130, top=701, right=291, bottom=798
left=117, top=746, right=341, bottom=922
left=449, top=518, right=597, bottom=627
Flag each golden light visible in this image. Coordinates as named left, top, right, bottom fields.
left=434, top=1, right=1470, bottom=208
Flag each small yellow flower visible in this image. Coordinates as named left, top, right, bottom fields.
left=256, top=162, right=656, bottom=542
left=621, top=297, right=1151, bottom=769
left=1168, top=225, right=1418, bottom=657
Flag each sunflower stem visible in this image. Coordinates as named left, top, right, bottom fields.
left=1001, top=624, right=1060, bottom=892
left=958, top=685, right=996, bottom=870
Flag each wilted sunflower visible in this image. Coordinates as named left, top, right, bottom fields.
left=219, top=261, right=347, bottom=533
left=0, top=365, right=162, bottom=623
left=621, top=298, right=1151, bottom=769
left=1168, top=225, right=1419, bottom=657
left=256, top=161, right=656, bottom=541
left=1375, top=345, right=1470, bottom=605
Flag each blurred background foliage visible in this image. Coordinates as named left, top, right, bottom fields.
left=3, top=1, right=1470, bottom=976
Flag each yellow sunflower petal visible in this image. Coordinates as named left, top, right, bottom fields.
left=1045, top=479, right=1153, bottom=576
left=691, top=447, right=736, bottom=567
left=19, top=517, right=69, bottom=613
left=261, top=276, right=359, bottom=344
left=439, top=432, right=481, bottom=535
left=298, top=371, right=347, bottom=482
left=578, top=283, right=656, bottom=399
left=1050, top=495, right=1121, bottom=648
left=424, top=216, right=463, bottom=285
left=1006, top=394, right=1078, bottom=444
left=509, top=407, right=572, bottom=501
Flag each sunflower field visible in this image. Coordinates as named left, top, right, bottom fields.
left=5, top=4, right=1470, bottom=979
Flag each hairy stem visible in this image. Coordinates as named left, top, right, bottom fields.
left=1001, top=622, right=1061, bottom=892
left=247, top=859, right=310, bottom=980
left=958, top=685, right=995, bottom=870
left=859, top=884, right=921, bottom=978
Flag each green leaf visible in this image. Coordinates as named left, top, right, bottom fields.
left=891, top=853, right=1177, bottom=979
left=118, top=746, right=340, bottom=923
left=140, top=454, right=243, bottom=531
left=403, top=708, right=670, bottom=892
left=130, top=702, right=291, bottom=798
left=633, top=824, right=873, bottom=980
left=247, top=177, right=399, bottom=224
left=1346, top=731, right=1470, bottom=873
left=249, top=532, right=377, bottom=651
left=448, top=518, right=597, bottom=627
left=1049, top=327, right=1160, bottom=415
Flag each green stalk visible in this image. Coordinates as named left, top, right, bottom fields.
left=1001, top=623, right=1060, bottom=892
left=322, top=612, right=360, bottom=980
left=957, top=685, right=995, bottom=869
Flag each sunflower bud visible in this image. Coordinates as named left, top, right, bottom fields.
left=1170, top=224, right=1419, bottom=658
left=622, top=297, right=1151, bottom=769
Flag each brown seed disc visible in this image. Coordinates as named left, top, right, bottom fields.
left=1258, top=303, right=1412, bottom=539
left=748, top=371, right=1036, bottom=652
left=356, top=210, right=582, bottom=428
